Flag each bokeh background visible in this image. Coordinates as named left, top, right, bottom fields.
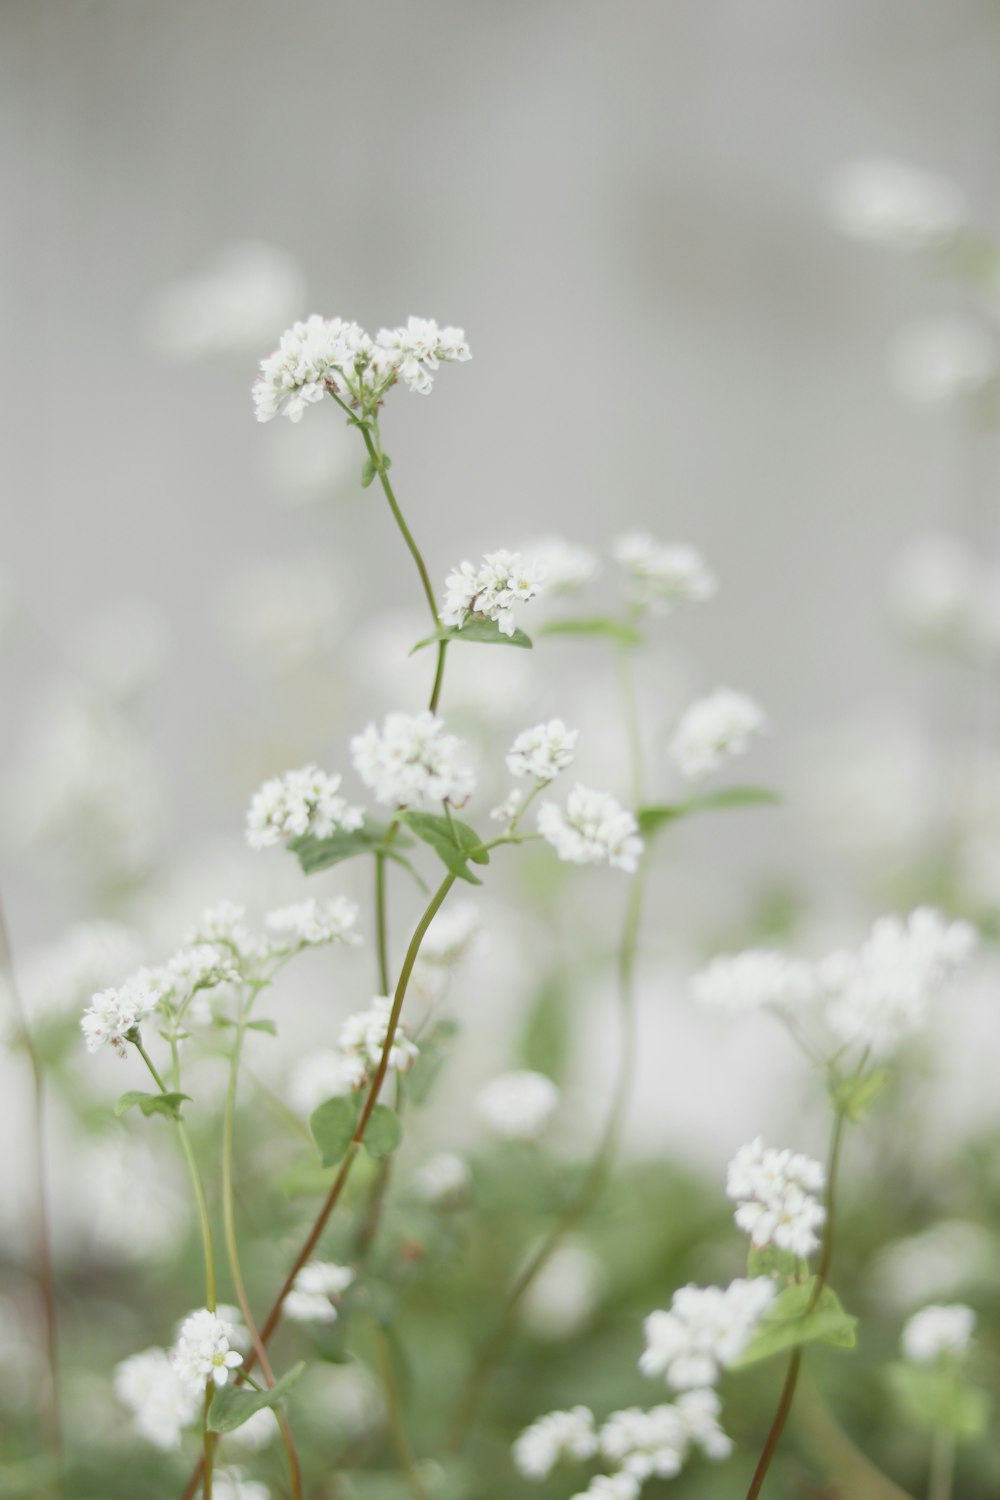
left=4, top=3, right=1000, bottom=1497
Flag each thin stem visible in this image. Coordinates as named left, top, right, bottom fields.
left=372, top=1324, right=432, bottom=1500
left=202, top=1384, right=215, bottom=1500
left=374, top=853, right=391, bottom=995
left=0, top=894, right=62, bottom=1484
left=363, top=419, right=440, bottom=630
left=744, top=1350, right=804, bottom=1500
left=928, top=1429, right=956, bottom=1500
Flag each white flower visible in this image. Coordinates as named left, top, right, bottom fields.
left=284, top=1261, right=354, bottom=1324
left=253, top=315, right=360, bottom=423
left=513, top=1406, right=598, bottom=1479
left=440, top=549, right=547, bottom=637
left=288, top=1049, right=350, bottom=1115
left=417, top=901, right=482, bottom=965
left=490, top=787, right=525, bottom=823
left=613, top=533, right=716, bottom=615
left=673, top=1389, right=733, bottom=1460
left=538, top=784, right=643, bottom=873
left=246, top=764, right=364, bottom=849
left=476, top=1070, right=559, bottom=1140
left=339, top=996, right=418, bottom=1090
left=164, top=944, right=240, bottom=1000
left=571, top=1474, right=640, bottom=1500
left=726, top=1138, right=826, bottom=1258
left=819, top=907, right=976, bottom=1056
left=351, top=711, right=474, bottom=809
left=507, top=720, right=578, bottom=782
left=901, top=1304, right=975, bottom=1363
left=890, top=534, right=976, bottom=646
left=9, top=920, right=143, bottom=1023
left=690, top=949, right=819, bottom=1016
left=265, top=896, right=361, bottom=950
left=113, top=1347, right=199, bottom=1449
left=225, top=1406, right=279, bottom=1449
left=212, top=1467, right=270, bottom=1500
left=171, top=1309, right=243, bottom=1393
left=640, top=1279, right=777, bottom=1390
left=521, top=535, right=600, bottom=592
left=374, top=316, right=471, bottom=394
left=597, top=1394, right=730, bottom=1481
left=520, top=1243, right=602, bottom=1340
left=81, top=974, right=159, bottom=1055
left=890, top=318, right=998, bottom=404
left=826, top=159, right=966, bottom=250
left=413, top=1152, right=469, bottom=1204
left=669, top=689, right=766, bottom=781
left=186, top=902, right=257, bottom=959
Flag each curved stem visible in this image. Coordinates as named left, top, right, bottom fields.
left=362, top=420, right=440, bottom=631
left=744, top=1350, right=803, bottom=1500
left=374, top=853, right=391, bottom=996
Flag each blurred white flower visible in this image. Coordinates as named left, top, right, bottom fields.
left=413, top=1152, right=470, bottom=1205
left=144, top=242, right=305, bottom=359
left=640, top=1279, right=776, bottom=1390
left=507, top=719, right=579, bottom=782
left=6, top=921, right=143, bottom=1023
left=826, top=159, right=966, bottom=250
left=726, top=1138, right=826, bottom=1258
left=690, top=949, right=818, bottom=1017
left=572, top=1475, right=640, bottom=1500
left=901, top=1304, right=975, bottom=1363
left=491, top=787, right=525, bottom=823
left=514, top=1406, right=598, bottom=1478
left=889, top=533, right=976, bottom=646
left=351, top=711, right=474, bottom=809
left=288, top=1048, right=349, bottom=1115
left=538, top=784, right=643, bottom=873
left=599, top=1389, right=731, bottom=1480
left=113, top=1347, right=198, bottom=1450
left=223, top=1406, right=279, bottom=1450
left=521, top=535, right=600, bottom=592
left=476, top=1070, right=559, bottom=1140
left=441, top=549, right=547, bottom=638
left=85, top=1136, right=189, bottom=1261
left=613, top=533, right=716, bottom=615
left=265, top=896, right=361, bottom=950
left=339, top=996, right=418, bottom=1090
left=284, top=1261, right=354, bottom=1324
left=889, top=318, right=997, bottom=404
left=212, top=1467, right=271, bottom=1500
left=246, top=764, right=364, bottom=850
left=520, top=1242, right=603, bottom=1339
left=669, top=688, right=766, bottom=781
left=871, top=1221, right=992, bottom=1310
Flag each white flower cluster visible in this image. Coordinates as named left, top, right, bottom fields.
left=514, top=1406, right=598, bottom=1478
left=413, top=1151, right=469, bottom=1205
left=81, top=974, right=159, bottom=1055
left=171, top=1308, right=243, bottom=1393
left=213, top=1468, right=270, bottom=1500
left=476, top=1070, right=559, bottom=1141
left=351, top=711, right=474, bottom=810
left=669, top=689, right=766, bottom=781
left=901, top=1303, right=975, bottom=1363
left=339, top=996, right=418, bottom=1090
left=265, top=896, right=361, bottom=951
left=284, top=1261, right=355, bottom=1324
left=826, top=158, right=966, bottom=251
left=441, top=549, right=547, bottom=637
left=691, top=907, right=975, bottom=1058
left=114, top=1346, right=200, bottom=1449
left=613, top=533, right=716, bottom=615
left=522, top=535, right=600, bottom=592
left=640, top=1278, right=776, bottom=1390
left=726, top=1138, right=826, bottom=1258
left=538, top=784, right=643, bottom=874
left=253, top=313, right=470, bottom=422
left=246, top=763, right=364, bottom=849
left=506, top=719, right=578, bottom=782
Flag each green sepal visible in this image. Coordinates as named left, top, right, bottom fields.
left=411, top=618, right=533, bottom=653
left=732, top=1281, right=857, bottom=1368
left=638, top=786, right=780, bottom=837
left=309, top=1094, right=360, bottom=1167
left=399, top=811, right=488, bottom=884
left=114, top=1090, right=191, bottom=1122
left=360, top=455, right=377, bottom=488
left=363, top=1103, right=402, bottom=1159
left=207, top=1362, right=306, bottom=1433
left=538, top=615, right=643, bottom=647
left=246, top=1018, right=278, bottom=1036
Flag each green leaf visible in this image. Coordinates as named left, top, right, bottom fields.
left=309, top=1095, right=359, bottom=1167
left=410, top=618, right=533, bottom=653
left=885, top=1362, right=990, bottom=1439
left=733, top=1281, right=857, bottom=1368
left=638, top=787, right=780, bottom=837
left=832, top=1067, right=891, bottom=1124
left=246, top=1018, right=278, bottom=1036
left=360, top=455, right=377, bottom=488
left=538, top=615, right=643, bottom=647
left=289, top=819, right=412, bottom=876
left=208, top=1362, right=306, bottom=1433
left=399, top=811, right=488, bottom=885
left=363, top=1103, right=402, bottom=1159
left=114, top=1090, right=191, bottom=1121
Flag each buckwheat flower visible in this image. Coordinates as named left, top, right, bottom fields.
left=81, top=974, right=159, bottom=1055
left=476, top=1070, right=559, bottom=1140
left=374, top=316, right=471, bottom=394
left=246, top=764, right=364, bottom=849
left=513, top=1406, right=598, bottom=1479
left=538, top=784, right=643, bottom=873
left=253, top=314, right=358, bottom=423
left=339, top=996, right=418, bottom=1090
left=171, top=1308, right=243, bottom=1393
left=165, top=944, right=240, bottom=999
left=690, top=948, right=819, bottom=1017
left=901, top=1304, right=975, bottom=1364
left=440, top=549, right=547, bottom=637
left=186, top=901, right=256, bottom=958
left=522, top=535, right=601, bottom=592
left=669, top=688, right=766, bottom=781
left=726, top=1138, right=826, bottom=1258
left=572, top=1474, right=640, bottom=1500
left=826, top=159, right=966, bottom=250
left=265, top=896, right=362, bottom=951
left=507, top=720, right=578, bottom=782
left=890, top=318, right=998, bottom=404
left=351, top=711, right=474, bottom=809
left=212, top=1468, right=270, bottom=1500
left=613, top=533, right=716, bottom=615
left=284, top=1261, right=354, bottom=1324
left=490, top=787, right=525, bottom=823
left=288, top=1048, right=349, bottom=1115
left=640, top=1278, right=777, bottom=1390
left=599, top=1395, right=731, bottom=1480
left=673, top=1389, right=733, bottom=1460
left=113, top=1347, right=199, bottom=1450
left=413, top=1152, right=469, bottom=1205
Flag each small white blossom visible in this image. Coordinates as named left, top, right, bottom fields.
left=339, top=996, right=418, bottom=1090
left=640, top=1278, right=777, bottom=1390
left=890, top=318, right=998, bottom=405
left=440, top=549, right=547, bottom=637
left=171, top=1308, right=243, bottom=1393
left=284, top=1261, right=355, bottom=1324
left=351, top=711, right=474, bottom=809
left=726, top=1138, right=826, bottom=1258
left=669, top=689, right=766, bottom=781
left=476, top=1070, right=559, bottom=1141
left=81, top=974, right=159, bottom=1055
left=597, top=1392, right=730, bottom=1482
left=246, top=764, right=364, bottom=849
left=901, top=1304, right=975, bottom=1364
left=826, top=159, right=966, bottom=250
left=288, top=1049, right=349, bottom=1115
left=490, top=787, right=525, bottom=823
left=522, top=535, right=600, bottom=592
left=507, top=720, right=578, bottom=782
left=538, top=784, right=643, bottom=873
left=571, top=1474, right=641, bottom=1500
left=373, top=316, right=471, bottom=395
left=164, top=944, right=240, bottom=998
left=212, top=1467, right=270, bottom=1500
left=513, top=1406, right=598, bottom=1479
left=265, top=896, right=361, bottom=950
left=113, top=1347, right=199, bottom=1450
left=413, top=1152, right=469, bottom=1205
left=690, top=949, right=819, bottom=1016
left=613, top=533, right=716, bottom=615
left=185, top=902, right=258, bottom=960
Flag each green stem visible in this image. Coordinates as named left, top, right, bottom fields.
left=372, top=1324, right=432, bottom=1500
left=928, top=1429, right=956, bottom=1500
left=374, top=853, right=391, bottom=995
left=363, top=419, right=440, bottom=630
left=202, top=1385, right=215, bottom=1500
